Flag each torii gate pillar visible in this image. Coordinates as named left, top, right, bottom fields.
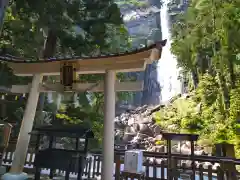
left=102, top=70, right=115, bottom=180
left=3, top=74, right=43, bottom=180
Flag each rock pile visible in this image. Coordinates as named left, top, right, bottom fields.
left=114, top=104, right=165, bottom=151
left=114, top=104, right=209, bottom=156
left=114, top=103, right=221, bottom=169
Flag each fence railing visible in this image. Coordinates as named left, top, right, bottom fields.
left=2, top=147, right=240, bottom=180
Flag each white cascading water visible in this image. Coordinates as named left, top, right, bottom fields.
left=158, top=0, right=182, bottom=103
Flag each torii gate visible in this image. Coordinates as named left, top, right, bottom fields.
left=1, top=39, right=166, bottom=180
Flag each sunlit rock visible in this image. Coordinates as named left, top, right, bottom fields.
left=152, top=125, right=162, bottom=135
left=139, top=124, right=154, bottom=136
left=122, top=134, right=135, bottom=143
left=167, top=124, right=179, bottom=131
left=154, top=134, right=163, bottom=141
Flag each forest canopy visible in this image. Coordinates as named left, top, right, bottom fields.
left=0, top=0, right=133, bottom=149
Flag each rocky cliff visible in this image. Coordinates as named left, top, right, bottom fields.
left=118, top=0, right=162, bottom=106
left=168, top=0, right=189, bottom=24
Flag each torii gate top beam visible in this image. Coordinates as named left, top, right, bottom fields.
left=0, top=40, right=166, bottom=76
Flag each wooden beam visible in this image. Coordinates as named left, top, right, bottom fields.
left=10, top=81, right=144, bottom=93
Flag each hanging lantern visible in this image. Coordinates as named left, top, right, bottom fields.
left=60, top=61, right=77, bottom=91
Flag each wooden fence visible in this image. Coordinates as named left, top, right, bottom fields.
left=2, top=148, right=240, bottom=180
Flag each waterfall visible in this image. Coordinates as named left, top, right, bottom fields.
left=157, top=0, right=182, bottom=103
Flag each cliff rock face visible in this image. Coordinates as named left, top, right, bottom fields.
left=168, top=0, right=188, bottom=15
left=168, top=0, right=189, bottom=23
left=119, top=0, right=162, bottom=106
left=142, top=61, right=161, bottom=105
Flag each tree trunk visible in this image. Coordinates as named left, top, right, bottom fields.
left=37, top=29, right=57, bottom=123
left=191, top=68, right=199, bottom=89
left=217, top=71, right=229, bottom=110
left=198, top=53, right=209, bottom=74
left=42, top=29, right=58, bottom=58
left=228, top=57, right=236, bottom=89
left=0, top=0, right=9, bottom=36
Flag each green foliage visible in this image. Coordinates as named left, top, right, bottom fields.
left=180, top=113, right=205, bottom=133
left=155, top=140, right=165, bottom=146
left=0, top=0, right=137, bottom=150
left=55, top=98, right=104, bottom=148
left=153, top=74, right=240, bottom=156
left=1, top=0, right=127, bottom=57
left=195, top=74, right=218, bottom=105
left=229, top=87, right=240, bottom=123
left=164, top=0, right=240, bottom=157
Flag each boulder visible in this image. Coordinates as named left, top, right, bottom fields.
left=151, top=145, right=165, bottom=152
left=155, top=158, right=163, bottom=164
left=125, top=126, right=136, bottom=134
left=212, top=163, right=220, bottom=170
left=130, top=135, right=141, bottom=144
left=139, top=124, right=154, bottom=136
left=201, top=162, right=213, bottom=169
left=132, top=123, right=140, bottom=132
left=194, top=150, right=204, bottom=155
left=128, top=117, right=135, bottom=126
left=147, top=157, right=155, bottom=164
left=122, top=134, right=135, bottom=143
left=154, top=134, right=163, bottom=141
left=140, top=117, right=152, bottom=124
left=137, top=132, right=149, bottom=139
left=180, top=144, right=191, bottom=154
left=153, top=125, right=162, bottom=135
left=147, top=137, right=155, bottom=143
left=114, top=121, right=126, bottom=129
left=167, top=124, right=179, bottom=131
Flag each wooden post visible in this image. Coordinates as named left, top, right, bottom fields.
left=0, top=123, right=12, bottom=166
left=115, top=154, right=121, bottom=180
left=2, top=123, right=12, bottom=148
left=190, top=140, right=195, bottom=180
left=215, top=143, right=237, bottom=180
left=167, top=139, right=172, bottom=180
